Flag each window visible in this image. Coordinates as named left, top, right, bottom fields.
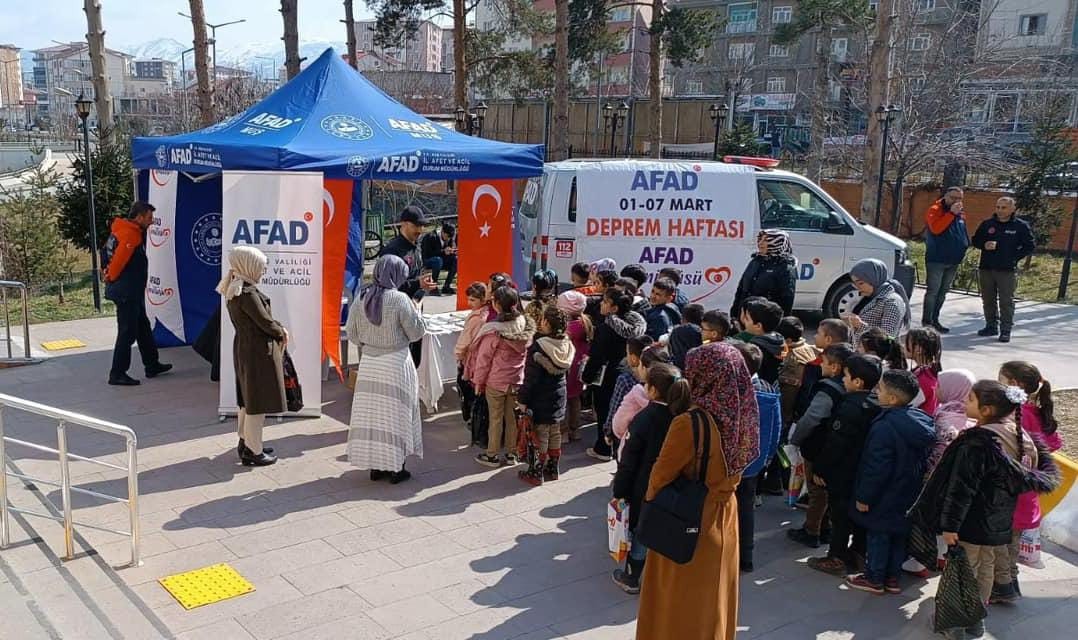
left=766, top=76, right=786, bottom=93
left=772, top=6, right=792, bottom=24
left=770, top=44, right=789, bottom=57
left=727, top=3, right=758, bottom=34
left=686, top=80, right=703, bottom=95
left=610, top=7, right=631, bottom=22
left=868, top=0, right=879, bottom=11
left=728, top=42, right=756, bottom=61
left=909, top=32, right=931, bottom=51
left=757, top=180, right=847, bottom=233
left=916, top=0, right=935, bottom=11
left=1019, top=14, right=1047, bottom=36
left=910, top=75, right=926, bottom=92
left=831, top=38, right=848, bottom=57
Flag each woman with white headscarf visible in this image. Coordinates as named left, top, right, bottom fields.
left=730, top=229, right=798, bottom=321
left=845, top=258, right=912, bottom=344
left=346, top=254, right=428, bottom=484
left=218, top=246, right=288, bottom=467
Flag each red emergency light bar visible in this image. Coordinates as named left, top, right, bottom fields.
left=722, top=155, right=781, bottom=169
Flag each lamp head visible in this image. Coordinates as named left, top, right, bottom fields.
left=454, top=106, right=466, bottom=125
left=476, top=102, right=488, bottom=119
left=75, top=93, right=92, bottom=120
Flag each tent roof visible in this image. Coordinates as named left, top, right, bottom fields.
left=132, top=48, right=544, bottom=181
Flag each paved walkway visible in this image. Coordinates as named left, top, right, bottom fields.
left=1, top=292, right=1077, bottom=639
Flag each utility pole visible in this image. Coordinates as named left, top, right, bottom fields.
left=861, top=0, right=896, bottom=225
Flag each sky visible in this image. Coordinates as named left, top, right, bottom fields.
left=0, top=0, right=378, bottom=52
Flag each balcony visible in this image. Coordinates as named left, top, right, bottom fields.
left=726, top=21, right=757, bottom=35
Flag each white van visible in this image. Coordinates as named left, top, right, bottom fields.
left=517, top=158, right=914, bottom=318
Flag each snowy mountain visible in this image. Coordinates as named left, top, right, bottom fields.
left=122, top=38, right=346, bottom=71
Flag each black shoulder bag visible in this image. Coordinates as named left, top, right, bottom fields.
left=635, top=409, right=711, bottom=564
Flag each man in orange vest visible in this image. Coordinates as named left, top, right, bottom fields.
left=921, top=187, right=969, bottom=333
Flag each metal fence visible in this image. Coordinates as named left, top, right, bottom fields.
left=0, top=281, right=31, bottom=363
left=0, top=394, right=141, bottom=567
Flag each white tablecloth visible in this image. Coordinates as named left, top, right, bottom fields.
left=418, top=311, right=468, bottom=412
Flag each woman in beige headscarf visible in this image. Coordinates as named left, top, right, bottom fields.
left=218, top=246, right=288, bottom=466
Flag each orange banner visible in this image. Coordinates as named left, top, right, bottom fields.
left=456, top=180, right=514, bottom=310
left=322, top=178, right=354, bottom=378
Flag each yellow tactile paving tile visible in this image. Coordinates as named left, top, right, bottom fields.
left=158, top=563, right=255, bottom=610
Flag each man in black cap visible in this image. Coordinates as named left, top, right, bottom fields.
left=379, top=205, right=438, bottom=297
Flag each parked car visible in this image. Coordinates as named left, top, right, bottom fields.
left=1045, top=161, right=1078, bottom=192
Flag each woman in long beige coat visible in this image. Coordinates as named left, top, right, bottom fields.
left=219, top=246, right=288, bottom=467
left=636, top=341, right=760, bottom=640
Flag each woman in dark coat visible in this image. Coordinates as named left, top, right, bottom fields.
left=219, top=246, right=287, bottom=467
left=730, top=229, right=798, bottom=320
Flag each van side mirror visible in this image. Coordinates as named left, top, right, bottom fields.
left=826, top=210, right=853, bottom=235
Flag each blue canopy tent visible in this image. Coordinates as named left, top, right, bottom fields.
left=129, top=48, right=543, bottom=348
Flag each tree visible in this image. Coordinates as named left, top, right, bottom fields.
left=82, top=1, right=115, bottom=143
left=0, top=167, right=77, bottom=296
left=775, top=0, right=872, bottom=180
left=860, top=0, right=896, bottom=225
left=187, top=0, right=215, bottom=127
left=646, top=4, right=717, bottom=158
left=1013, top=93, right=1077, bottom=262
left=56, top=136, right=134, bottom=254
left=344, top=0, right=359, bottom=69
left=717, top=124, right=767, bottom=157
left=281, top=0, right=301, bottom=80
left=551, top=0, right=570, bottom=160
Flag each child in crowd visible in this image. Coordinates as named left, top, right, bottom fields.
left=928, top=369, right=977, bottom=474
left=469, top=287, right=536, bottom=468
left=644, top=277, right=682, bottom=340
left=807, top=354, right=882, bottom=576
left=557, top=291, right=593, bottom=443
left=524, top=269, right=559, bottom=329
left=777, top=316, right=821, bottom=427
left=603, top=336, right=656, bottom=453
left=570, top=261, right=592, bottom=291
left=732, top=342, right=783, bottom=573
left=585, top=269, right=620, bottom=325
left=846, top=369, right=935, bottom=595
left=617, top=277, right=652, bottom=316
left=788, top=343, right=856, bottom=548
left=658, top=267, right=689, bottom=310
left=858, top=327, right=907, bottom=371
left=611, top=363, right=692, bottom=593
left=454, top=282, right=489, bottom=423
left=905, top=327, right=943, bottom=414
left=737, top=298, right=787, bottom=385
left=996, top=360, right=1064, bottom=602
left=700, top=310, right=732, bottom=345
left=483, top=272, right=515, bottom=320
left=910, top=381, right=1058, bottom=639
left=612, top=345, right=672, bottom=460
left=620, top=264, right=649, bottom=291
left=582, top=287, right=647, bottom=461
left=668, top=304, right=704, bottom=369
left=517, top=306, right=575, bottom=486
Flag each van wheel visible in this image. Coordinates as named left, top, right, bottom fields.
left=824, top=279, right=862, bottom=319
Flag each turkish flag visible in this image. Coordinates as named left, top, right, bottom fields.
left=322, top=178, right=354, bottom=378
left=456, top=180, right=514, bottom=310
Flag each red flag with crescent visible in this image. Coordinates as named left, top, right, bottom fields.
left=456, top=180, right=514, bottom=310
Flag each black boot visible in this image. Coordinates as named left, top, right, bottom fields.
left=977, top=325, right=998, bottom=337
left=612, top=557, right=644, bottom=594
left=240, top=446, right=277, bottom=466
left=519, top=454, right=544, bottom=487
left=389, top=463, right=412, bottom=484
left=543, top=450, right=561, bottom=482
left=238, top=438, right=273, bottom=459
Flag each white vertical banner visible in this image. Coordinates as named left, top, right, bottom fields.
left=145, top=169, right=185, bottom=342
left=219, top=170, right=324, bottom=417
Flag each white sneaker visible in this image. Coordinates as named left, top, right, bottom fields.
left=586, top=447, right=613, bottom=462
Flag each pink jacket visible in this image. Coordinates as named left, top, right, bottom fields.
left=1014, top=404, right=1061, bottom=530
left=612, top=384, right=649, bottom=460
left=566, top=319, right=591, bottom=399
left=454, top=307, right=488, bottom=362
left=914, top=365, right=939, bottom=416
left=929, top=405, right=975, bottom=475
left=465, top=315, right=535, bottom=393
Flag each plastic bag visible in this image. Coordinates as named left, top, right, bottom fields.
left=934, top=546, right=987, bottom=632
left=784, top=444, right=805, bottom=507
left=1018, top=527, right=1044, bottom=569
left=608, top=498, right=631, bottom=564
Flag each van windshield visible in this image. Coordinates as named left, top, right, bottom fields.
left=520, top=177, right=541, bottom=219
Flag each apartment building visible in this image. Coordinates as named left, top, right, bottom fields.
left=0, top=44, right=22, bottom=108
left=355, top=19, right=446, bottom=72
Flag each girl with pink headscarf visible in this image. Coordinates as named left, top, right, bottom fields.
left=928, top=369, right=977, bottom=475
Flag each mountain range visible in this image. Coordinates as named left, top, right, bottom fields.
left=124, top=38, right=347, bottom=71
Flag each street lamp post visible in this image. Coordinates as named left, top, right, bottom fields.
left=874, top=104, right=901, bottom=224
left=603, top=102, right=629, bottom=156
left=75, top=93, right=101, bottom=313
left=708, top=103, right=730, bottom=161
left=178, top=13, right=246, bottom=83
left=180, top=47, right=194, bottom=126
left=1058, top=191, right=1078, bottom=300
left=455, top=102, right=488, bottom=136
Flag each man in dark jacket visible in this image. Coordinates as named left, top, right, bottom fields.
left=846, top=370, right=935, bottom=594
left=379, top=205, right=438, bottom=298
left=922, top=187, right=969, bottom=333
left=420, top=222, right=457, bottom=296
left=103, top=201, right=172, bottom=386
left=971, top=197, right=1034, bottom=343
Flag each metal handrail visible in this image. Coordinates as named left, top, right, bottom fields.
left=0, top=393, right=140, bottom=567
left=0, top=280, right=31, bottom=361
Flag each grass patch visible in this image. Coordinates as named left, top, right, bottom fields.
left=1, top=271, right=115, bottom=326
left=906, top=240, right=1078, bottom=305
left=1054, top=389, right=1078, bottom=461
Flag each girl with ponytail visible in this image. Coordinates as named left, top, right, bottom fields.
left=909, top=380, right=1060, bottom=638
left=858, top=327, right=907, bottom=372
left=999, top=361, right=1062, bottom=451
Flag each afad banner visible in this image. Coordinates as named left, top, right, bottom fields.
left=144, top=169, right=185, bottom=344
left=456, top=180, right=514, bottom=310
left=220, top=171, right=324, bottom=417
left=574, top=161, right=758, bottom=309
